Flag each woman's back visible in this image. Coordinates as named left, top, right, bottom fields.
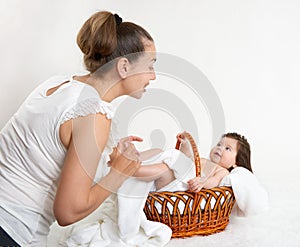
left=0, top=76, right=114, bottom=245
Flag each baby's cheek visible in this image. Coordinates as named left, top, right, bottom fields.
left=221, top=157, right=234, bottom=168
left=209, top=149, right=215, bottom=160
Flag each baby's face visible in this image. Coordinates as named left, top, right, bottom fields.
left=209, top=137, right=238, bottom=169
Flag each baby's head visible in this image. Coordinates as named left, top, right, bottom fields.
left=209, top=132, right=252, bottom=172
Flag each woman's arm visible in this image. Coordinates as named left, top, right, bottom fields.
left=54, top=113, right=140, bottom=226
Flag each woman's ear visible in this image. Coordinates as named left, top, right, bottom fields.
left=116, top=57, right=130, bottom=79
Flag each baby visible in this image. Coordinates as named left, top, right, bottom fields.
left=109, top=132, right=252, bottom=192
left=185, top=132, right=252, bottom=192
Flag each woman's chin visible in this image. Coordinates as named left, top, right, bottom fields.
left=130, top=90, right=145, bottom=99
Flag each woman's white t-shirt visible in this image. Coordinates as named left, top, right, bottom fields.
left=0, top=76, right=115, bottom=246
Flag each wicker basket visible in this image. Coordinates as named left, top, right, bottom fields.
left=143, top=132, right=236, bottom=238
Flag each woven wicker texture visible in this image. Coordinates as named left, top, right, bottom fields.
left=143, top=132, right=236, bottom=238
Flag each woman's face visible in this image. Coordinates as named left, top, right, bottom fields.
left=209, top=137, right=238, bottom=169
left=122, top=41, right=157, bottom=99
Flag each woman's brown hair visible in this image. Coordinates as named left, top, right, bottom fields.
left=77, top=11, right=153, bottom=73
left=223, top=132, right=253, bottom=173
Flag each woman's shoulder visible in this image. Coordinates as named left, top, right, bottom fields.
left=61, top=85, right=115, bottom=123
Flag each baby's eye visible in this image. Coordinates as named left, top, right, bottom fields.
left=217, top=143, right=221, bottom=147
left=225, top=147, right=231, bottom=151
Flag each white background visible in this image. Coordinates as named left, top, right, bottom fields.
left=1, top=0, right=300, bottom=246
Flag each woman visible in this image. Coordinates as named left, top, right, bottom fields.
left=0, top=11, right=156, bottom=246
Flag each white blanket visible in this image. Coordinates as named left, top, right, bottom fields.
left=65, top=149, right=194, bottom=247
left=116, top=149, right=198, bottom=246
left=220, top=167, right=269, bottom=217
left=65, top=193, right=172, bottom=247
left=64, top=151, right=268, bottom=246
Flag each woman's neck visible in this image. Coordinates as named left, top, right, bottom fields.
left=73, top=74, right=123, bottom=102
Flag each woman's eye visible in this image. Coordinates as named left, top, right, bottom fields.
left=225, top=147, right=231, bottom=151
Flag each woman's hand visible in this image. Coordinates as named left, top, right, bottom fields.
left=110, top=142, right=141, bottom=176
left=108, top=135, right=143, bottom=166
left=105, top=135, right=143, bottom=187
left=103, top=141, right=142, bottom=193
left=117, top=135, right=143, bottom=154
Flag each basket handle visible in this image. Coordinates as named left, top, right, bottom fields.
left=175, top=132, right=201, bottom=177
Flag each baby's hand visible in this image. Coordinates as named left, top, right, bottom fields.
left=176, top=132, right=186, bottom=143
left=187, top=177, right=205, bottom=192
left=176, top=132, right=193, bottom=158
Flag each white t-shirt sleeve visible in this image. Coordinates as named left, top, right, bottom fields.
left=61, top=98, right=115, bottom=124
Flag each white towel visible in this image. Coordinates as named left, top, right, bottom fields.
left=65, top=195, right=125, bottom=247
left=65, top=150, right=185, bottom=247
left=117, top=177, right=172, bottom=246
left=140, top=149, right=196, bottom=215
left=116, top=148, right=195, bottom=245
left=151, top=149, right=196, bottom=192
left=65, top=191, right=172, bottom=247
left=65, top=151, right=269, bottom=246
left=220, top=167, right=269, bottom=217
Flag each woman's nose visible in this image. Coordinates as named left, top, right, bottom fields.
left=150, top=70, right=156, bottom=80
left=153, top=74, right=156, bottom=80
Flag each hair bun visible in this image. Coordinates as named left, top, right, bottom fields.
left=114, top=14, right=122, bottom=25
